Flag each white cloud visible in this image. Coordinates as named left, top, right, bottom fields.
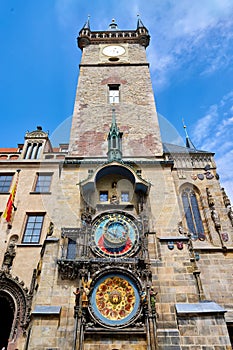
left=55, top=0, right=76, bottom=27
left=142, top=1, right=233, bottom=88
left=220, top=91, right=233, bottom=106
left=192, top=91, right=233, bottom=200
left=192, top=90, right=233, bottom=147
left=192, top=105, right=218, bottom=145
left=215, top=149, right=233, bottom=202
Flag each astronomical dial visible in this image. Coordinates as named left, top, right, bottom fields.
left=91, top=213, right=139, bottom=257
left=104, top=220, right=129, bottom=245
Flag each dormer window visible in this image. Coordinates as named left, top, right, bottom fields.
left=24, top=143, right=42, bottom=159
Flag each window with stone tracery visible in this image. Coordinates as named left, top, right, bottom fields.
left=181, top=187, right=205, bottom=239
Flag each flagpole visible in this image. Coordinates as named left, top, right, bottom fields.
left=3, top=169, right=20, bottom=229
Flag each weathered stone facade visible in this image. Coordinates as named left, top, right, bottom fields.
left=0, top=18, right=232, bottom=350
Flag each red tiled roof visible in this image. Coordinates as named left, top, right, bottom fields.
left=0, top=148, right=18, bottom=153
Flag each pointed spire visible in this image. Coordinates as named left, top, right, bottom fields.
left=137, top=14, right=145, bottom=29
left=182, top=119, right=196, bottom=149
left=107, top=108, right=123, bottom=161
left=108, top=18, right=118, bottom=31
left=83, top=15, right=90, bottom=30
left=110, top=107, right=117, bottom=131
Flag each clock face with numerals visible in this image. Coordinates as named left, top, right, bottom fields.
left=91, top=213, right=139, bottom=257
left=102, top=45, right=126, bottom=57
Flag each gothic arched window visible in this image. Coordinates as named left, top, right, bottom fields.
left=181, top=188, right=205, bottom=239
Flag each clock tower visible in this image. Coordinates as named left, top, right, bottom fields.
left=69, top=18, right=163, bottom=158
left=64, top=17, right=159, bottom=349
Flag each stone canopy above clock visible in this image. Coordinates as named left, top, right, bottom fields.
left=79, top=162, right=150, bottom=213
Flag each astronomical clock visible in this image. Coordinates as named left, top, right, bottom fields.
left=85, top=209, right=147, bottom=329
left=60, top=159, right=154, bottom=333
left=90, top=212, right=139, bottom=258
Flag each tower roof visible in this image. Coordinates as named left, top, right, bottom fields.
left=182, top=119, right=196, bottom=150
left=108, top=18, right=119, bottom=31
left=78, top=17, right=150, bottom=49
left=137, top=14, right=146, bottom=29
left=82, top=15, right=90, bottom=30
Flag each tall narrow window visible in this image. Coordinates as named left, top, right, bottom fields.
left=0, top=174, right=13, bottom=193
left=182, top=188, right=204, bottom=239
left=66, top=239, right=76, bottom=259
left=109, top=85, right=120, bottom=104
left=34, top=173, right=52, bottom=193
left=22, top=214, right=44, bottom=243
left=112, top=136, right=116, bottom=148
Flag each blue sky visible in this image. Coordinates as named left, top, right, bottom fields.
left=0, top=0, right=233, bottom=199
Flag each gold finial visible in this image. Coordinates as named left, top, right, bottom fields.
left=182, top=118, right=189, bottom=138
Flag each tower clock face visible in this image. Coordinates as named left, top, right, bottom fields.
left=102, top=45, right=126, bottom=57
left=91, top=213, right=139, bottom=257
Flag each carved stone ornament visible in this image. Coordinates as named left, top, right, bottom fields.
left=81, top=211, right=92, bottom=225
left=197, top=174, right=204, bottom=180
left=178, top=222, right=186, bottom=235
left=25, top=128, right=48, bottom=139
left=176, top=241, right=184, bottom=250
left=221, top=187, right=231, bottom=207
left=228, top=208, right=233, bottom=226
left=221, top=232, right=229, bottom=242
left=2, top=242, right=16, bottom=273
left=47, top=221, right=54, bottom=236
left=211, top=208, right=221, bottom=231
left=206, top=188, right=215, bottom=207
left=168, top=241, right=174, bottom=250
left=205, top=171, right=214, bottom=180
left=149, top=287, right=157, bottom=311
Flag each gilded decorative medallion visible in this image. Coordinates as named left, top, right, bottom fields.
left=90, top=274, right=140, bottom=327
